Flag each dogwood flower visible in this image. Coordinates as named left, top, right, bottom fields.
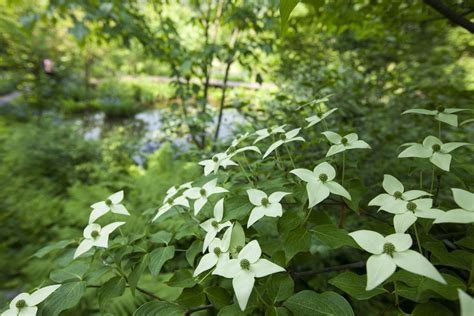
left=368, top=175, right=431, bottom=212
left=458, top=289, right=474, bottom=316
left=152, top=185, right=191, bottom=222
left=213, top=240, right=285, bottom=311
left=398, top=135, right=469, bottom=171
left=305, top=108, right=338, bottom=128
left=89, top=191, right=129, bottom=223
left=291, top=162, right=351, bottom=208
left=263, top=128, right=305, bottom=158
left=402, top=107, right=470, bottom=127
left=231, top=132, right=251, bottom=147
left=74, top=222, right=125, bottom=259
left=434, top=188, right=474, bottom=224
left=184, top=179, right=228, bottom=215
left=199, top=153, right=237, bottom=176
left=193, top=226, right=232, bottom=277
left=382, top=198, right=444, bottom=233
left=164, top=182, right=193, bottom=201
left=322, top=131, right=371, bottom=157
left=226, top=145, right=261, bottom=157
left=253, top=124, right=287, bottom=144
left=200, top=199, right=232, bottom=251
left=246, top=189, right=289, bottom=227
left=349, top=230, right=446, bottom=290
left=1, top=284, right=61, bottom=316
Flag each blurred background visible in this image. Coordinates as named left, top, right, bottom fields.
left=0, top=0, right=473, bottom=314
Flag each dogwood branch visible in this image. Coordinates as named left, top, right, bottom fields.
left=185, top=304, right=214, bottom=315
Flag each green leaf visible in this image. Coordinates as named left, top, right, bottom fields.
left=266, top=273, right=294, bottom=303
left=41, top=281, right=86, bottom=316
left=280, top=0, right=299, bottom=34
left=32, top=240, right=75, bottom=258
left=282, top=226, right=310, bottom=262
left=49, top=262, right=89, bottom=283
left=166, top=269, right=196, bottom=288
left=186, top=240, right=203, bottom=267
left=329, top=271, right=386, bottom=300
left=390, top=270, right=465, bottom=302
left=222, top=196, right=253, bottom=222
left=229, top=221, right=246, bottom=254
left=133, top=301, right=184, bottom=316
left=149, top=231, right=173, bottom=245
left=311, top=224, right=357, bottom=249
left=265, top=306, right=291, bottom=316
left=343, top=178, right=367, bottom=214
left=98, top=276, right=126, bottom=308
left=205, top=286, right=232, bottom=309
left=278, top=209, right=304, bottom=236
left=176, top=285, right=206, bottom=308
left=149, top=246, right=175, bottom=276
left=128, top=254, right=150, bottom=295
left=284, top=290, right=354, bottom=316
left=423, top=240, right=472, bottom=271
left=217, top=304, right=246, bottom=316
left=412, top=302, right=453, bottom=316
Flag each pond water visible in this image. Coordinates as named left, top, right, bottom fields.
left=83, top=108, right=247, bottom=164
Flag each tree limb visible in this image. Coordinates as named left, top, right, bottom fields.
left=423, top=0, right=474, bottom=33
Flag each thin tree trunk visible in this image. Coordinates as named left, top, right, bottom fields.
left=213, top=60, right=233, bottom=142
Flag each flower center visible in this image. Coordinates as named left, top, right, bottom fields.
left=319, top=173, right=328, bottom=182
left=211, top=220, right=219, bottom=228
left=227, top=146, right=236, bottom=154
left=214, top=247, right=222, bottom=256
left=167, top=197, right=174, bottom=205
left=407, top=202, right=417, bottom=212
left=437, top=106, right=445, bottom=113
left=261, top=197, right=270, bottom=207
left=432, top=144, right=441, bottom=152
left=212, top=156, right=219, bottom=162
left=393, top=191, right=403, bottom=199
left=383, top=242, right=396, bottom=256
left=105, top=199, right=113, bottom=207
left=240, top=259, right=250, bottom=270
left=341, top=137, right=348, bottom=145
left=200, top=188, right=207, bottom=196
left=279, top=134, right=286, bottom=140
left=267, top=128, right=273, bottom=134
left=16, top=299, right=26, bottom=309
left=91, top=230, right=100, bottom=238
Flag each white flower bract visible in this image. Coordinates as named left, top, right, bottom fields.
left=184, top=179, right=228, bottom=215
left=381, top=198, right=444, bottom=233
left=246, top=189, right=289, bottom=227
left=253, top=124, right=287, bottom=144
left=305, top=107, right=338, bottom=128
left=193, top=225, right=232, bottom=277
left=349, top=230, right=446, bottom=290
left=434, top=188, right=474, bottom=224
left=89, top=190, right=130, bottom=223
left=212, top=240, right=285, bottom=311
left=322, top=131, right=371, bottom=157
left=1, top=284, right=61, bottom=316
left=74, top=222, right=125, bottom=259
left=398, top=135, right=469, bottom=171
left=291, top=162, right=351, bottom=208
left=368, top=175, right=431, bottom=212
left=263, top=128, right=305, bottom=159
left=152, top=184, right=191, bottom=222
left=200, top=198, right=232, bottom=251
left=199, top=153, right=238, bottom=176
left=402, top=107, right=470, bottom=127
left=458, top=289, right=474, bottom=316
